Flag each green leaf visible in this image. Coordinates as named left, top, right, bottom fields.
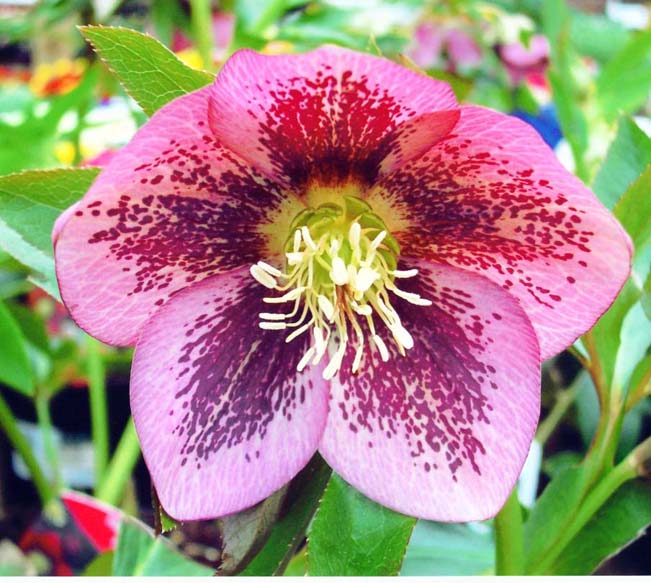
left=151, top=487, right=179, bottom=535
left=589, top=279, right=640, bottom=391
left=218, top=486, right=287, bottom=575
left=549, top=481, right=651, bottom=575
left=0, top=300, right=34, bottom=396
left=282, top=548, right=307, bottom=576
left=613, top=302, right=651, bottom=396
left=592, top=119, right=651, bottom=210
left=524, top=465, right=588, bottom=573
left=83, top=551, right=114, bottom=576
left=0, top=167, right=100, bottom=296
left=240, top=454, right=332, bottom=576
left=642, top=270, right=651, bottom=321
left=307, top=474, right=416, bottom=576
left=588, top=166, right=651, bottom=390
left=401, top=521, right=494, bottom=576
left=80, top=26, right=214, bottom=117
left=570, top=14, right=629, bottom=63
left=597, top=30, right=651, bottom=120
left=7, top=302, right=50, bottom=355
left=614, top=165, right=651, bottom=277
left=112, top=516, right=212, bottom=576
left=627, top=354, right=651, bottom=401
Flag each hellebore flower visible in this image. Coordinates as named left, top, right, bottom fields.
left=54, top=46, right=631, bottom=521
left=409, top=22, right=482, bottom=73
left=497, top=34, right=550, bottom=86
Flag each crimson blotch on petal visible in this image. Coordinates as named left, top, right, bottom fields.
left=54, top=45, right=631, bottom=522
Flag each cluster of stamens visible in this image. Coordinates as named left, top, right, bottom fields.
left=250, top=197, right=431, bottom=379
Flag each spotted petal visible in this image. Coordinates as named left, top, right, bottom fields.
left=209, top=46, right=458, bottom=188
left=131, top=268, right=328, bottom=520
left=55, top=86, right=301, bottom=346
left=368, top=106, right=632, bottom=359
left=318, top=260, right=541, bottom=521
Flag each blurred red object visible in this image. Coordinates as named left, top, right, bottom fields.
left=19, top=491, right=121, bottom=575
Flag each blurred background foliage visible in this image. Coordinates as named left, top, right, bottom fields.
left=0, top=0, right=650, bottom=576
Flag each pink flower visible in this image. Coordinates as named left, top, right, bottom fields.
left=409, top=22, right=482, bottom=72
left=54, top=47, right=631, bottom=521
left=498, top=34, right=550, bottom=86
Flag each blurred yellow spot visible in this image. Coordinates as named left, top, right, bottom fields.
left=54, top=141, right=76, bottom=165
left=176, top=49, right=204, bottom=71
left=262, top=41, right=294, bottom=55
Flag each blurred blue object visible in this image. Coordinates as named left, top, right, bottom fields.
left=512, top=104, right=563, bottom=148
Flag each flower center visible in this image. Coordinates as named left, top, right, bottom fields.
left=250, top=196, right=431, bottom=379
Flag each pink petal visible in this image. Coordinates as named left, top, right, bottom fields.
left=378, top=110, right=460, bottom=176
left=131, top=268, right=329, bottom=520
left=80, top=149, right=119, bottom=168
left=368, top=106, right=632, bottom=359
left=445, top=29, right=483, bottom=70
left=208, top=46, right=457, bottom=187
left=318, top=260, right=541, bottom=521
left=499, top=35, right=549, bottom=69
left=499, top=35, right=549, bottom=85
left=51, top=201, right=80, bottom=246
left=408, top=23, right=446, bottom=70
left=55, top=85, right=295, bottom=346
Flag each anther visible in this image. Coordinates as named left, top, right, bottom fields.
left=391, top=287, right=432, bottom=306
left=256, top=261, right=282, bottom=277
left=355, top=266, right=380, bottom=293
left=330, top=257, right=348, bottom=285
left=392, top=268, right=419, bottom=278
left=317, top=295, right=335, bottom=321
left=349, top=222, right=361, bottom=248
left=373, top=335, right=390, bottom=361
left=391, top=323, right=414, bottom=350
left=297, top=346, right=316, bottom=372
left=263, top=287, right=306, bottom=303
left=259, top=322, right=287, bottom=330
left=301, top=226, right=317, bottom=250
left=352, top=344, right=364, bottom=373
left=286, top=252, right=304, bottom=265
left=370, top=230, right=387, bottom=250
left=250, top=264, right=277, bottom=289
left=259, top=312, right=287, bottom=321
left=323, top=344, right=346, bottom=380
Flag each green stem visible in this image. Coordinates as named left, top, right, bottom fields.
left=189, top=0, right=213, bottom=70
left=536, top=385, right=578, bottom=446
left=494, top=488, right=524, bottom=575
left=0, top=392, right=55, bottom=506
left=87, top=336, right=109, bottom=485
left=530, top=456, right=637, bottom=575
left=95, top=418, right=141, bottom=507
left=584, top=395, right=625, bottom=484
left=582, top=331, right=607, bottom=410
left=625, top=365, right=651, bottom=413
left=35, top=393, right=62, bottom=492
